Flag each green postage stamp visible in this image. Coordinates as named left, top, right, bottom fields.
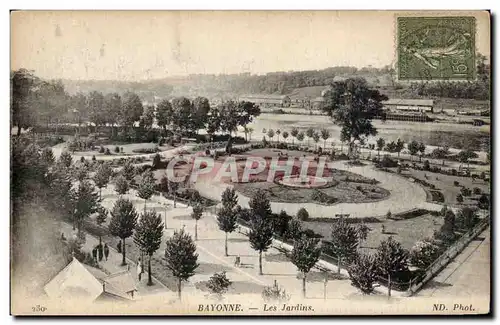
left=397, top=16, right=476, bottom=80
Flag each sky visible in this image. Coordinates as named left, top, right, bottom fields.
left=11, top=10, right=491, bottom=81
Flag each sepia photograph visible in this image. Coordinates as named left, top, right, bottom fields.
left=9, top=10, right=491, bottom=316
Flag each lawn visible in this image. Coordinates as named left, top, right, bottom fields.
left=302, top=212, right=444, bottom=252
left=396, top=167, right=490, bottom=206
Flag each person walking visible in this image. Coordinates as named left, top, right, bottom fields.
left=103, top=243, right=109, bottom=261
left=92, top=247, right=98, bottom=262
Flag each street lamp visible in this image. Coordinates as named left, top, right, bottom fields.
left=164, top=203, right=169, bottom=229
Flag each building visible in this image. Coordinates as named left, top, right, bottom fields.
left=238, top=94, right=291, bottom=108
left=383, top=99, right=434, bottom=113
left=44, top=257, right=137, bottom=303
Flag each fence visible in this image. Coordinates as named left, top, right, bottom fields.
left=406, top=216, right=490, bottom=295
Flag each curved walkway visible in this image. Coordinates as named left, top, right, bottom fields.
left=195, top=160, right=433, bottom=219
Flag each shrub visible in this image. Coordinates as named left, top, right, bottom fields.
left=386, top=210, right=392, bottom=219
left=311, top=191, right=336, bottom=204
left=453, top=180, right=460, bottom=187
left=378, top=155, right=398, bottom=168
left=114, top=146, right=120, bottom=153
left=451, top=169, right=458, bottom=176
left=105, top=148, right=111, bottom=155
left=460, top=187, right=471, bottom=197
left=300, top=228, right=323, bottom=238
left=152, top=153, right=162, bottom=169
left=99, top=146, right=105, bottom=154
left=423, top=160, right=430, bottom=171
left=473, top=187, right=482, bottom=195
left=297, top=208, right=309, bottom=221
left=480, top=171, right=486, bottom=180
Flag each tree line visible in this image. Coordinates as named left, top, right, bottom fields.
left=11, top=69, right=261, bottom=150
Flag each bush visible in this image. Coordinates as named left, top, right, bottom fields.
left=114, top=146, right=120, bottom=153
left=456, top=193, right=463, bottom=203
left=311, top=190, right=336, bottom=204
left=105, top=148, right=111, bottom=155
left=297, top=207, right=309, bottom=221
left=460, top=187, right=471, bottom=197
left=473, top=187, right=482, bottom=195
left=453, top=180, right=460, bottom=187
left=451, top=169, right=458, bottom=176
left=378, top=155, right=398, bottom=168
left=300, top=228, right=323, bottom=238
left=423, top=160, right=430, bottom=171
left=99, top=146, right=105, bottom=154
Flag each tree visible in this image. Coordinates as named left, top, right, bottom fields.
left=442, top=209, right=456, bottom=233
left=408, top=140, right=419, bottom=161
left=275, top=129, right=281, bottom=143
left=58, top=151, right=73, bottom=168
left=40, top=147, right=55, bottom=167
left=271, top=210, right=291, bottom=238
left=376, top=138, right=385, bottom=158
left=322, top=78, right=387, bottom=158
left=71, top=180, right=100, bottom=232
left=290, top=236, right=321, bottom=297
left=306, top=127, right=314, bottom=146
left=282, top=131, right=289, bottom=143
left=418, top=142, right=426, bottom=162
left=95, top=205, right=109, bottom=245
left=326, top=217, right=359, bottom=273
left=164, top=228, right=199, bottom=300
left=456, top=207, right=479, bottom=231
left=374, top=236, right=409, bottom=297
left=348, top=253, right=378, bottom=294
left=297, top=207, right=309, bottom=221
left=103, top=93, right=122, bottom=137
left=356, top=223, right=371, bottom=245
left=122, top=160, right=136, bottom=182
left=248, top=214, right=274, bottom=275
left=284, top=218, right=302, bottom=241
left=109, top=198, right=138, bottom=265
left=11, top=69, right=41, bottom=135
left=249, top=189, right=272, bottom=221
left=114, top=175, right=130, bottom=196
left=134, top=210, right=163, bottom=285
left=458, top=150, right=479, bottom=170
left=139, top=105, right=155, bottom=130
left=214, top=100, right=260, bottom=154
left=320, top=129, right=330, bottom=149
left=191, top=203, right=204, bottom=241
left=312, top=132, right=320, bottom=150
left=156, top=99, right=173, bottom=136
left=137, top=170, right=155, bottom=212
left=395, top=138, right=405, bottom=158
left=217, top=188, right=239, bottom=256
left=168, top=179, right=180, bottom=208
left=207, top=271, right=232, bottom=300
left=87, top=91, right=106, bottom=131
left=291, top=128, right=299, bottom=144
left=296, top=131, right=305, bottom=144
left=409, top=238, right=441, bottom=269
left=93, top=163, right=111, bottom=200
left=478, top=193, right=490, bottom=210
left=267, top=129, right=275, bottom=142
left=120, top=91, right=143, bottom=131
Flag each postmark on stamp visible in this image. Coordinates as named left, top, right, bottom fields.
left=397, top=16, right=476, bottom=81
